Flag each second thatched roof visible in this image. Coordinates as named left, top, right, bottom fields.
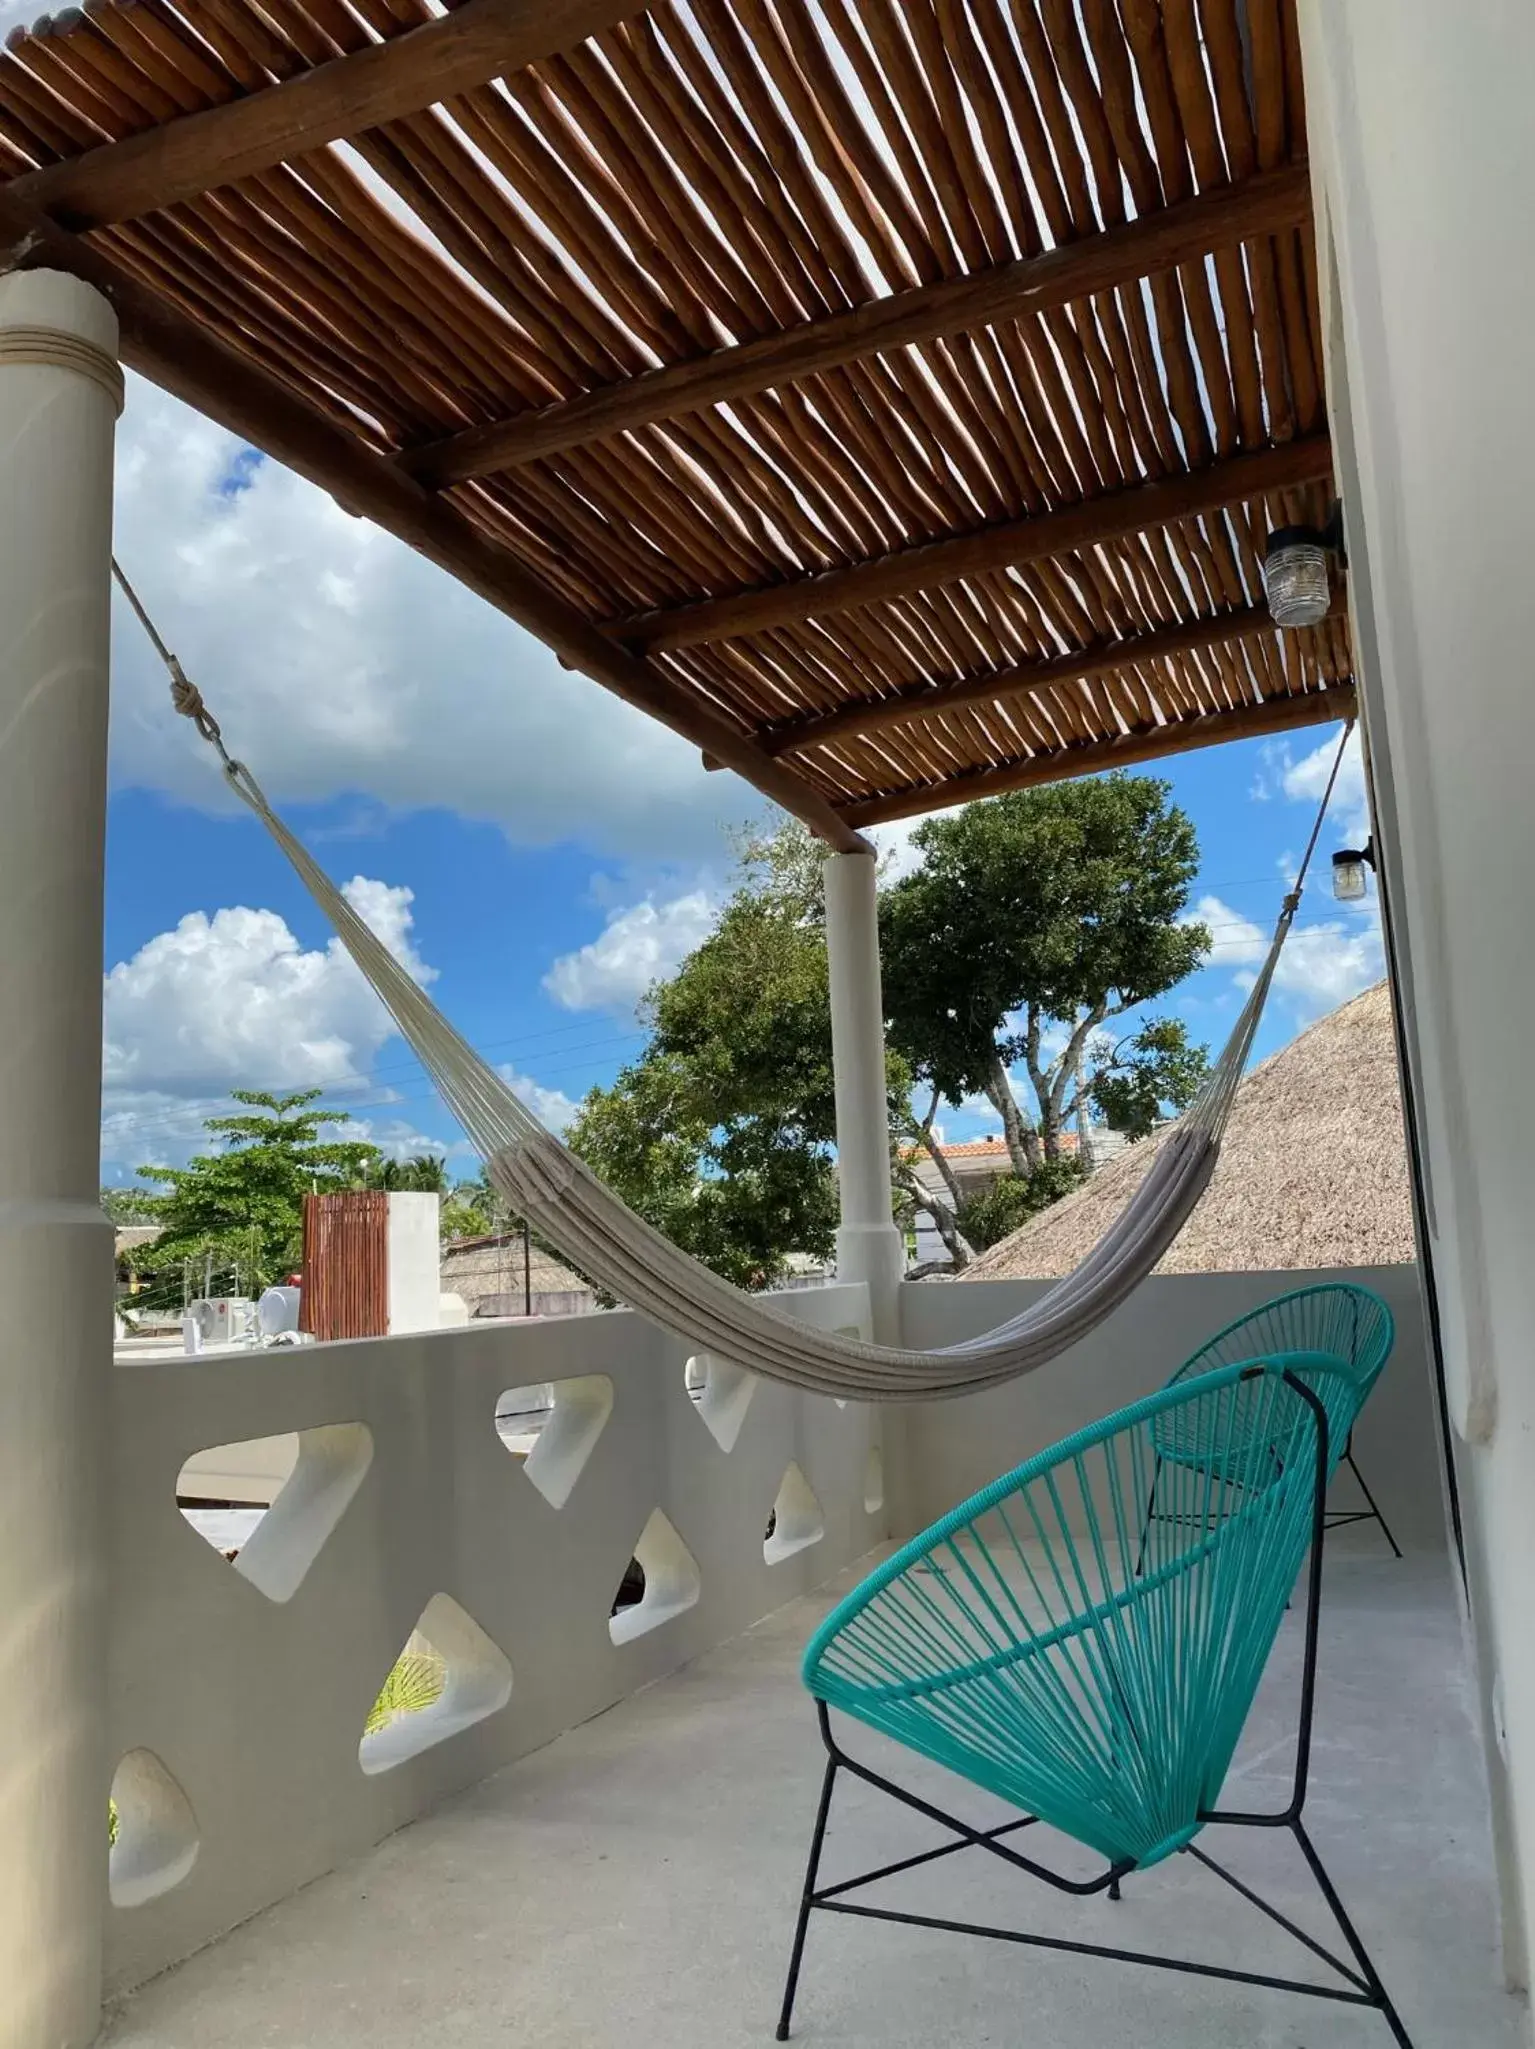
left=440, top=1234, right=595, bottom=1319
left=967, top=981, right=1414, bottom=1281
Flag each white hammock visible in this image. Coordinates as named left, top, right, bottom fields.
left=118, top=562, right=1345, bottom=1402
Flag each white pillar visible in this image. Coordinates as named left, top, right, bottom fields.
left=824, top=851, right=904, bottom=1342
left=0, top=269, right=120, bottom=2046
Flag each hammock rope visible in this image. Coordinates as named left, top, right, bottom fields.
left=114, top=558, right=1353, bottom=1402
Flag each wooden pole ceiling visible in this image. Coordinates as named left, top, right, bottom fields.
left=0, top=0, right=1348, bottom=841
left=5, top=0, right=648, bottom=228
left=619, top=437, right=1333, bottom=651
left=401, top=166, right=1312, bottom=486
left=839, top=683, right=1358, bottom=828
left=762, top=596, right=1344, bottom=759
left=0, top=187, right=870, bottom=854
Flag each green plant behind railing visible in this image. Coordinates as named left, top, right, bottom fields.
left=107, top=1653, right=447, bottom=1853
left=364, top=1648, right=446, bottom=1736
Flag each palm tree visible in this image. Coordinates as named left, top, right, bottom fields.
left=361, top=1154, right=449, bottom=1194
left=401, top=1154, right=449, bottom=1193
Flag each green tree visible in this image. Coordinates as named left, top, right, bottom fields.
left=568, top=784, right=1211, bottom=1285
left=880, top=776, right=1212, bottom=1177
left=568, top=826, right=851, bottom=1291
left=363, top=1153, right=449, bottom=1194
left=954, top=1158, right=1088, bottom=1252
left=454, top=1167, right=514, bottom=1231
left=440, top=1181, right=496, bottom=1242
left=133, top=1089, right=379, bottom=1303
left=101, top=1186, right=156, bottom=1226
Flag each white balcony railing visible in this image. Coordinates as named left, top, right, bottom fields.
left=106, top=1282, right=883, bottom=1995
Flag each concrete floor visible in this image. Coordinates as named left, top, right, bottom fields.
left=105, top=1540, right=1525, bottom=2049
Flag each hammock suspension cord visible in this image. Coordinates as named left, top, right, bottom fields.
left=114, top=557, right=1354, bottom=1403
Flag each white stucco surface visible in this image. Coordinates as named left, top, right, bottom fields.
left=385, top=1192, right=443, bottom=1334
left=899, top=1265, right=1444, bottom=1550
left=1300, top=0, right=1535, bottom=1992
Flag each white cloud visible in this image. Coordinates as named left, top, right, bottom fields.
left=497, top=1068, right=579, bottom=1135
left=543, top=889, right=717, bottom=1013
left=103, top=876, right=429, bottom=1102
left=99, top=873, right=586, bottom=1167
left=108, top=377, right=754, bottom=861
left=1193, top=891, right=1385, bottom=1025
left=346, top=1118, right=473, bottom=1166
left=1267, top=726, right=1372, bottom=847
left=868, top=807, right=961, bottom=883
left=101, top=878, right=472, bottom=1169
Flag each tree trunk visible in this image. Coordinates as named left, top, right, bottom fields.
left=986, top=1048, right=1039, bottom=1175
left=893, top=1166, right=967, bottom=1271
left=916, top=1090, right=964, bottom=1210
left=897, top=1088, right=968, bottom=1270
left=1073, top=1050, right=1095, bottom=1173
left=1019, top=1014, right=1058, bottom=1164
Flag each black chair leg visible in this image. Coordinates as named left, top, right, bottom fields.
left=1344, top=1447, right=1404, bottom=1559
left=776, top=1755, right=838, bottom=2041
left=1290, top=1817, right=1415, bottom=2047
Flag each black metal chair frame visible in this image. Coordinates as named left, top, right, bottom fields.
left=1325, top=1428, right=1404, bottom=1555
left=775, top=1373, right=1414, bottom=2047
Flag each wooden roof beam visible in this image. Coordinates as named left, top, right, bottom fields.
left=0, top=192, right=867, bottom=854
left=838, top=683, right=1358, bottom=827
left=403, top=164, right=1312, bottom=485
left=620, top=438, right=1334, bottom=652
left=3, top=0, right=644, bottom=231
left=763, top=597, right=1342, bottom=758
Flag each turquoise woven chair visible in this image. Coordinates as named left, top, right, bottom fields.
left=1147, top=1283, right=1399, bottom=1557
left=776, top=1356, right=1412, bottom=2046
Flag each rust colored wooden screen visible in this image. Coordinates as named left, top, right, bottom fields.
left=301, top=1191, right=388, bottom=1342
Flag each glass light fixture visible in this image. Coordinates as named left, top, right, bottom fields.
left=1263, top=503, right=1346, bottom=629
left=1331, top=836, right=1376, bottom=902
left=1263, top=529, right=1332, bottom=626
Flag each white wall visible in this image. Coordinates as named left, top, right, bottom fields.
left=896, top=1266, right=1445, bottom=1550
left=104, top=1283, right=883, bottom=1994
left=1299, top=0, right=1535, bottom=1992
left=385, top=1192, right=441, bottom=1334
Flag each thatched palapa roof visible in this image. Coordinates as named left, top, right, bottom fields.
left=0, top=0, right=1348, bottom=835
left=440, top=1232, right=593, bottom=1317
left=968, top=981, right=1414, bottom=1279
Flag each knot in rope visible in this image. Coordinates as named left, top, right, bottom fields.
left=167, top=662, right=222, bottom=747
left=113, top=556, right=238, bottom=774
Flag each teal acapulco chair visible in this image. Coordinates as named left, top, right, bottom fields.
left=1146, top=1283, right=1399, bottom=1560
left=775, top=1355, right=1413, bottom=2047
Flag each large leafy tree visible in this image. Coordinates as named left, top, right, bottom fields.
left=880, top=776, right=1212, bottom=1177
left=569, top=781, right=1211, bottom=1284
left=132, top=1089, right=379, bottom=1301
left=568, top=828, right=852, bottom=1291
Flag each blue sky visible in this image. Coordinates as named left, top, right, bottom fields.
left=100, top=373, right=1381, bottom=1185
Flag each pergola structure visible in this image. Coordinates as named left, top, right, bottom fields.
left=0, top=8, right=1356, bottom=2043
left=0, top=0, right=1347, bottom=846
